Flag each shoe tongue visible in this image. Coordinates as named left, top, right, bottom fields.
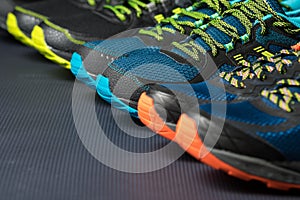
left=264, top=0, right=285, bottom=14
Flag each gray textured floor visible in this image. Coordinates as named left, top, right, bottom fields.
left=0, top=29, right=299, bottom=200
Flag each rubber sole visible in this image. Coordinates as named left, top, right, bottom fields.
left=138, top=93, right=176, bottom=141
left=31, top=25, right=70, bottom=69
left=96, top=75, right=138, bottom=118
left=6, top=12, right=34, bottom=47
left=176, top=114, right=300, bottom=191
left=138, top=93, right=300, bottom=191
left=71, top=52, right=97, bottom=90
left=71, top=53, right=138, bottom=118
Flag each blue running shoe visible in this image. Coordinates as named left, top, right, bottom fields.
left=71, top=0, right=234, bottom=89
left=138, top=43, right=300, bottom=138
left=171, top=75, right=300, bottom=190
left=98, top=0, right=300, bottom=117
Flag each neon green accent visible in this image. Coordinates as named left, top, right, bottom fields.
left=103, top=4, right=132, bottom=21
left=172, top=40, right=206, bottom=61
left=186, top=6, right=194, bottom=12
left=15, top=6, right=48, bottom=21
left=254, top=46, right=263, bottom=51
left=31, top=26, right=70, bottom=69
left=6, top=13, right=34, bottom=47
left=139, top=26, right=164, bottom=41
left=128, top=0, right=147, bottom=18
left=43, top=20, right=85, bottom=45
left=154, top=14, right=165, bottom=23
left=14, top=6, right=84, bottom=45
left=240, top=34, right=249, bottom=44
left=256, top=48, right=265, bottom=53
left=194, top=19, right=203, bottom=28
left=224, top=42, right=234, bottom=52
left=172, top=7, right=182, bottom=15
left=261, top=51, right=274, bottom=58
left=87, top=0, right=96, bottom=6
left=103, top=0, right=152, bottom=21
left=210, top=13, right=221, bottom=19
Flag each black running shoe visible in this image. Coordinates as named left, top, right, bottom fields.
left=98, top=0, right=300, bottom=117
left=30, top=0, right=193, bottom=69
left=138, top=43, right=300, bottom=138
left=6, top=0, right=103, bottom=47
left=172, top=75, right=300, bottom=190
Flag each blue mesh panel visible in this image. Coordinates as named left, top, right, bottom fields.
left=197, top=8, right=216, bottom=16
left=219, top=64, right=236, bottom=72
left=206, top=26, right=232, bottom=44
left=268, top=44, right=286, bottom=54
left=194, top=37, right=211, bottom=51
left=247, top=55, right=258, bottom=63
left=162, top=80, right=238, bottom=101
left=200, top=15, right=246, bottom=45
left=84, top=40, right=103, bottom=49
left=265, top=0, right=285, bottom=13
left=109, top=48, right=199, bottom=82
left=223, top=16, right=246, bottom=36
left=200, top=101, right=286, bottom=126
left=255, top=29, right=298, bottom=51
left=257, top=125, right=300, bottom=161
left=84, top=37, right=147, bottom=57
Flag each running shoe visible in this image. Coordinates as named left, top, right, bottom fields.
left=71, top=0, right=233, bottom=87
left=96, top=0, right=300, bottom=117
left=6, top=0, right=102, bottom=47
left=171, top=75, right=300, bottom=190
left=138, top=43, right=300, bottom=139
left=31, top=0, right=193, bottom=69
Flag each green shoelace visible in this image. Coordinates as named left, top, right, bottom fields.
left=87, top=0, right=102, bottom=6
left=261, top=78, right=300, bottom=112
left=103, top=0, right=163, bottom=21
left=220, top=48, right=300, bottom=88
left=172, top=0, right=300, bottom=61
left=139, top=0, right=232, bottom=41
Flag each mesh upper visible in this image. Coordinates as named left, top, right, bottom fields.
left=200, top=101, right=286, bottom=126
left=257, top=125, right=300, bottom=160
left=109, top=47, right=200, bottom=82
